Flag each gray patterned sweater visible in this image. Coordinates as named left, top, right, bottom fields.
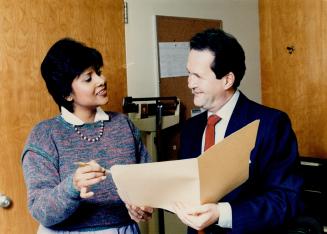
left=21, top=112, right=150, bottom=231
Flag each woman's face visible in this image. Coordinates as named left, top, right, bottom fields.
left=69, top=67, right=108, bottom=113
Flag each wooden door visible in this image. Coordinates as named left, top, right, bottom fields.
left=259, top=0, right=327, bottom=158
left=0, top=1, right=126, bottom=233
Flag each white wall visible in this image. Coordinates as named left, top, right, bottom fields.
left=124, top=0, right=261, bottom=103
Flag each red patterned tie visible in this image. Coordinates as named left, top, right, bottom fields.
left=198, top=114, right=221, bottom=234
left=204, top=115, right=221, bottom=151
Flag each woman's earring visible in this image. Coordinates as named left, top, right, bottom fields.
left=66, top=96, right=73, bottom=101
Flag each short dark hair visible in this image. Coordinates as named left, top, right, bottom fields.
left=40, top=38, right=103, bottom=112
left=190, top=28, right=246, bottom=88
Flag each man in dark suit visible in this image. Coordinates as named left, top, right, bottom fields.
left=173, top=28, right=303, bottom=234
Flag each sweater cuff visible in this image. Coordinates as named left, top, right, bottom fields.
left=65, top=174, right=80, bottom=199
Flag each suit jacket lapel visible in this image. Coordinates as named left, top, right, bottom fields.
left=193, top=111, right=208, bottom=156
left=225, top=91, right=250, bottom=137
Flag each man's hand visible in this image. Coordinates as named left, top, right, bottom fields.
left=125, top=203, right=154, bottom=222
left=173, top=202, right=220, bottom=230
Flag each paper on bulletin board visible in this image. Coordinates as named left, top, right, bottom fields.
left=111, top=120, right=259, bottom=212
left=158, top=42, right=189, bottom=78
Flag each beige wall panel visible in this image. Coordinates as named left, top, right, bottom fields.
left=0, top=1, right=126, bottom=233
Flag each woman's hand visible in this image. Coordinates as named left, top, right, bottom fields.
left=73, top=160, right=107, bottom=198
left=125, top=203, right=154, bottom=222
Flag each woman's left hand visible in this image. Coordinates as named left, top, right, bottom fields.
left=125, top=203, right=154, bottom=222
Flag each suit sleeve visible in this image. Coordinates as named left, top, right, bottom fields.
left=230, top=112, right=303, bottom=233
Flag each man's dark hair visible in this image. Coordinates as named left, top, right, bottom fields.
left=190, top=28, right=246, bottom=88
left=40, top=38, right=103, bottom=112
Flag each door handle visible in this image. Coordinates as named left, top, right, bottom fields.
left=0, top=192, right=12, bottom=208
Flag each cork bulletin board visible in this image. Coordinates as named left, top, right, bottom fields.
left=156, top=15, right=222, bottom=160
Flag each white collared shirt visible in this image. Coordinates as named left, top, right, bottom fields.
left=201, top=89, right=240, bottom=229
left=60, top=106, right=109, bottom=125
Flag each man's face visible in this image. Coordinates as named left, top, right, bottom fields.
left=187, top=49, right=229, bottom=113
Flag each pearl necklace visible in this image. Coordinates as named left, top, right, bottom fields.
left=74, top=120, right=104, bottom=142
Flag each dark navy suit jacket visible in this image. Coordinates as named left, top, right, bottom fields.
left=180, top=92, right=303, bottom=234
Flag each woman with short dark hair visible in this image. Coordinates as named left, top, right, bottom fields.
left=21, top=38, right=152, bottom=234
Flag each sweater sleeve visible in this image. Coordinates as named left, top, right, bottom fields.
left=126, top=117, right=151, bottom=163
left=21, top=124, right=81, bottom=227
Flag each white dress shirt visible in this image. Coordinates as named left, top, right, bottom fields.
left=201, top=90, right=240, bottom=228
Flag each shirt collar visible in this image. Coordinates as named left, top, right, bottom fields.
left=61, top=106, right=109, bottom=125
left=208, top=89, right=240, bottom=120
